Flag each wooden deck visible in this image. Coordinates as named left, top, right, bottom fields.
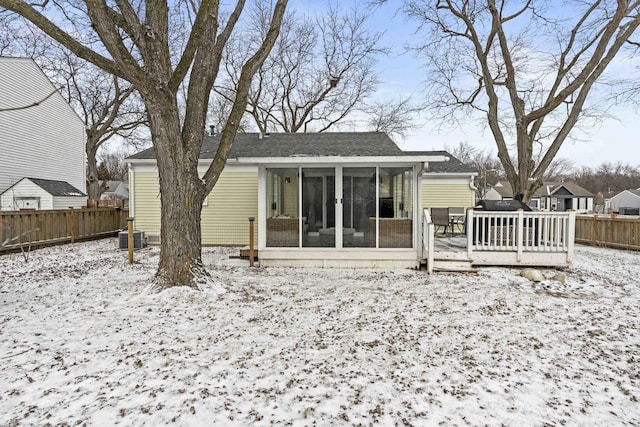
left=423, top=209, right=576, bottom=273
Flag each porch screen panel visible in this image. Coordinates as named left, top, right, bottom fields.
left=266, top=168, right=299, bottom=247
left=302, top=168, right=335, bottom=248
left=378, top=167, right=413, bottom=248
left=343, top=167, right=376, bottom=248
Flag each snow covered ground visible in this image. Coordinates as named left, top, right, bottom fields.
left=0, top=239, right=638, bottom=426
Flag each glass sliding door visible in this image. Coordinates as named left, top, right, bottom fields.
left=302, top=168, right=336, bottom=248
left=265, top=168, right=299, bottom=247
left=265, top=165, right=414, bottom=250
left=342, top=167, right=376, bottom=248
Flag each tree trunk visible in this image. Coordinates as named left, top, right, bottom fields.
left=146, top=98, right=207, bottom=290
left=86, top=142, right=103, bottom=200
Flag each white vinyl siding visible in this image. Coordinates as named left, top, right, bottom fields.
left=0, top=58, right=86, bottom=198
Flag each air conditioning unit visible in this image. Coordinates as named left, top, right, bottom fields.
left=118, top=230, right=145, bottom=250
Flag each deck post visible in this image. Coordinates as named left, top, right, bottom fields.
left=248, top=217, right=255, bottom=267
left=466, top=209, right=473, bottom=260
left=516, top=209, right=524, bottom=262
left=127, top=217, right=134, bottom=264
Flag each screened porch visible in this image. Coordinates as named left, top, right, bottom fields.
left=264, top=166, right=415, bottom=250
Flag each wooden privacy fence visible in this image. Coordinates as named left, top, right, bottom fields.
left=87, top=199, right=126, bottom=209
left=0, top=208, right=128, bottom=253
left=575, top=215, right=640, bottom=250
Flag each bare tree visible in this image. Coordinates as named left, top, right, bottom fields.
left=1, top=20, right=147, bottom=199
left=0, top=0, right=288, bottom=290
left=363, top=96, right=420, bottom=139
left=403, top=0, right=640, bottom=202
left=213, top=3, right=386, bottom=133
left=52, top=52, right=147, bottom=199
left=98, top=148, right=131, bottom=182
left=571, top=161, right=640, bottom=195
left=445, top=141, right=503, bottom=199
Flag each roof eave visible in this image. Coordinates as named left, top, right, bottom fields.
left=128, top=155, right=448, bottom=164
left=419, top=171, right=478, bottom=177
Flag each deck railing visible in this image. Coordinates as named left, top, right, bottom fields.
left=422, top=209, right=576, bottom=271
left=468, top=210, right=574, bottom=251
left=422, top=209, right=434, bottom=274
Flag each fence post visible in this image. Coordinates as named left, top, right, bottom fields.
left=248, top=217, right=255, bottom=267
left=68, top=209, right=76, bottom=243
left=127, top=217, right=134, bottom=264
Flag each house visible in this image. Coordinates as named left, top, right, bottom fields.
left=0, top=57, right=86, bottom=210
left=100, top=180, right=129, bottom=201
left=126, top=132, right=477, bottom=268
left=608, top=188, right=640, bottom=214
left=486, top=180, right=594, bottom=213
left=0, top=177, right=87, bottom=210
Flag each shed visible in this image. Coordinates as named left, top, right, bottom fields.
left=0, top=177, right=87, bottom=211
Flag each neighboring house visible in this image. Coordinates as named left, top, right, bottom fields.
left=100, top=180, right=129, bottom=201
left=486, top=180, right=594, bottom=213
left=126, top=132, right=476, bottom=268
left=0, top=57, right=86, bottom=210
left=0, top=177, right=87, bottom=210
left=608, top=189, right=640, bottom=214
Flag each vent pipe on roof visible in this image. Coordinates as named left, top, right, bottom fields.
left=209, top=125, right=215, bottom=136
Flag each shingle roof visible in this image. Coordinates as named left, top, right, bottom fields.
left=28, top=178, right=86, bottom=197
left=550, top=182, right=593, bottom=197
left=127, top=132, right=478, bottom=176
left=405, top=152, right=476, bottom=174
left=128, top=132, right=412, bottom=160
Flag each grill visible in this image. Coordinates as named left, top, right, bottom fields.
left=474, top=199, right=532, bottom=212
left=473, top=197, right=536, bottom=245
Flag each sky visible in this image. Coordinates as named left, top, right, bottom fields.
left=288, top=0, right=640, bottom=169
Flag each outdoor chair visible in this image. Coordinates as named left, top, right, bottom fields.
left=431, top=207, right=451, bottom=235
left=449, top=207, right=467, bottom=234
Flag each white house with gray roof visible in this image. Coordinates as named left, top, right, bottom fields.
left=0, top=57, right=86, bottom=210
left=0, top=177, right=87, bottom=210
left=486, top=180, right=594, bottom=213
left=126, top=132, right=477, bottom=268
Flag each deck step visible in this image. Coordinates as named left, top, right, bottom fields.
left=431, top=257, right=477, bottom=273
left=432, top=265, right=479, bottom=273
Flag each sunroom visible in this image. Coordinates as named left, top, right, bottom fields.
left=257, top=159, right=439, bottom=268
